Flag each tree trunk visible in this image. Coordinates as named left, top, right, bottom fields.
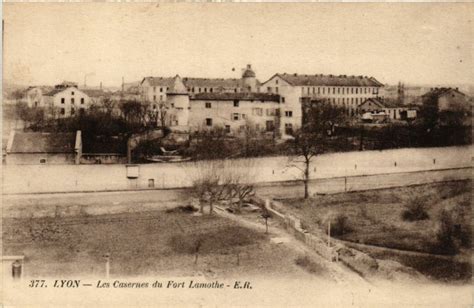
left=304, top=158, right=310, bottom=199
left=199, top=201, right=204, bottom=214
left=238, top=198, right=243, bottom=213
left=209, top=200, right=213, bottom=215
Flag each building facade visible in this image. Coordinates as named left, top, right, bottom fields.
left=43, top=84, right=92, bottom=117
left=6, top=131, right=82, bottom=165
left=164, top=75, right=281, bottom=136
left=260, top=73, right=384, bottom=137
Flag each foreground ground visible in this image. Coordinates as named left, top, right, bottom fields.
left=277, top=180, right=472, bottom=282
left=3, top=208, right=335, bottom=280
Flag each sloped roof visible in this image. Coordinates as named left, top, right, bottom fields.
left=141, top=76, right=243, bottom=89
left=359, top=97, right=386, bottom=108
left=168, top=75, right=188, bottom=94
left=421, top=87, right=466, bottom=98
left=268, top=73, right=384, bottom=87
left=192, top=92, right=280, bottom=102
left=9, top=132, right=77, bottom=153
left=82, top=89, right=108, bottom=97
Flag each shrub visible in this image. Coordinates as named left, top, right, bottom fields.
left=401, top=196, right=429, bottom=221
left=434, top=209, right=459, bottom=255
left=295, top=255, right=324, bottom=274
left=324, top=213, right=352, bottom=236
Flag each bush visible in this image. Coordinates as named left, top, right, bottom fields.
left=434, top=209, right=459, bottom=255
left=401, top=196, right=429, bottom=221
left=324, top=213, right=352, bottom=236
left=295, top=255, right=324, bottom=274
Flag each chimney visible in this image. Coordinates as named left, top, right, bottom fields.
left=247, top=64, right=251, bottom=69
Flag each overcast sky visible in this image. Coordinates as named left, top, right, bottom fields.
left=4, top=3, right=473, bottom=87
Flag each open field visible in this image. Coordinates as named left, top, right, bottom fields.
left=2, top=208, right=332, bottom=280
left=278, top=180, right=472, bottom=282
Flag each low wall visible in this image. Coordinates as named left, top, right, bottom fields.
left=265, top=199, right=385, bottom=277
left=3, top=145, right=472, bottom=194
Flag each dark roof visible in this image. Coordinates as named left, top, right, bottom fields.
left=44, top=88, right=66, bottom=96
left=191, top=92, right=280, bottom=102
left=82, top=89, right=107, bottom=97
left=9, top=132, right=76, bottom=153
left=242, top=65, right=256, bottom=78
left=141, top=76, right=242, bottom=89
left=422, top=87, right=466, bottom=98
left=268, top=73, right=384, bottom=87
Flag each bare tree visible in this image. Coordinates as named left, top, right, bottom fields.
left=289, top=101, right=347, bottom=199
left=190, top=160, right=229, bottom=214
left=225, top=159, right=256, bottom=213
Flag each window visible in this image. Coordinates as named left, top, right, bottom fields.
left=81, top=98, right=84, bottom=104
left=34, top=101, right=38, bottom=107
left=337, top=88, right=340, bottom=94
left=225, top=125, right=231, bottom=133
left=61, top=108, right=65, bottom=115
left=285, top=111, right=293, bottom=117
left=71, top=91, right=75, bottom=95
left=192, top=87, right=195, bottom=93
left=71, top=108, right=75, bottom=115
left=160, top=87, right=163, bottom=92
left=204, top=88, right=208, bottom=93
left=275, top=79, right=279, bottom=85
left=253, top=108, right=263, bottom=116
left=318, top=87, right=320, bottom=94
left=148, top=179, right=155, bottom=188
left=206, top=118, right=212, bottom=126
left=266, top=109, right=276, bottom=116
left=242, top=114, right=247, bottom=119
left=233, top=100, right=239, bottom=107
left=153, top=95, right=156, bottom=101
left=210, top=88, right=213, bottom=93
left=333, top=88, right=336, bottom=94
left=322, top=88, right=325, bottom=95
left=232, top=113, right=240, bottom=121
left=61, top=98, right=65, bottom=104
left=71, top=98, right=75, bottom=104
left=198, top=88, right=201, bottom=93
left=40, top=159, right=46, bottom=164
left=285, top=123, right=293, bottom=135
left=275, top=87, right=279, bottom=94
left=205, top=102, right=212, bottom=108
left=281, top=97, right=285, bottom=103
left=266, top=120, right=275, bottom=132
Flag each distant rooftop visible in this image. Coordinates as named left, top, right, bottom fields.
left=8, top=132, right=77, bottom=153
left=192, top=92, right=280, bottom=102
left=270, top=73, right=384, bottom=87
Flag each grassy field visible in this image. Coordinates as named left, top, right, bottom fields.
left=3, top=208, right=329, bottom=279
left=279, top=180, right=472, bottom=282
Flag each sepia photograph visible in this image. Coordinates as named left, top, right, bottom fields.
left=1, top=2, right=473, bottom=307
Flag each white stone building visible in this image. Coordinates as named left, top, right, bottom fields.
left=260, top=73, right=384, bottom=137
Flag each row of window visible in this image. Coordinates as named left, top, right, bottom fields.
left=266, top=86, right=378, bottom=96
left=301, top=86, right=378, bottom=95
left=59, top=107, right=86, bottom=115
left=152, top=86, right=241, bottom=94
left=204, top=100, right=240, bottom=108
left=205, top=118, right=276, bottom=132
left=61, top=97, right=85, bottom=104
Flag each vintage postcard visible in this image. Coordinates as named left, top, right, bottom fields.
left=1, top=2, right=472, bottom=307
